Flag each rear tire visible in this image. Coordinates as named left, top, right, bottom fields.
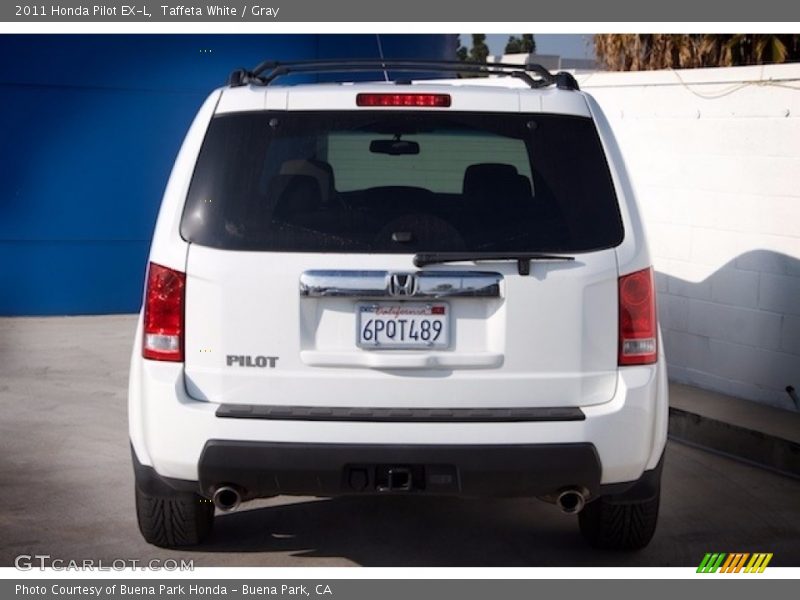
left=578, top=489, right=660, bottom=551
left=135, top=486, right=214, bottom=548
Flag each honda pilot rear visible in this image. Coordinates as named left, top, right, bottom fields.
left=129, top=60, right=668, bottom=551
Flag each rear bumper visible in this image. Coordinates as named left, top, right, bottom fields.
left=129, top=343, right=668, bottom=496
left=133, top=441, right=664, bottom=501
left=197, top=440, right=601, bottom=498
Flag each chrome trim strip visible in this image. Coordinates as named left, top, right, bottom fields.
left=299, top=270, right=502, bottom=299
left=299, top=349, right=504, bottom=369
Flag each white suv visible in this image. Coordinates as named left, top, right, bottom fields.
left=129, top=60, right=668, bottom=551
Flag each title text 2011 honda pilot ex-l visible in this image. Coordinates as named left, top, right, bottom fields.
left=128, top=60, right=668, bottom=551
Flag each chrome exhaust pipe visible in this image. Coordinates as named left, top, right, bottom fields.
left=212, top=485, right=242, bottom=512
left=556, top=488, right=586, bottom=514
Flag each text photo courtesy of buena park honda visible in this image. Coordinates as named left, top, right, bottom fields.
left=1, top=33, right=799, bottom=567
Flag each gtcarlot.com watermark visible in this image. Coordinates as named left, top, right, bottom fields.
left=15, top=554, right=194, bottom=571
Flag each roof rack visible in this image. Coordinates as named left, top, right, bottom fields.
left=227, top=59, right=580, bottom=91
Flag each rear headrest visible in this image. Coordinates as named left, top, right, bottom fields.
left=463, top=163, right=531, bottom=202
left=269, top=175, right=323, bottom=218
left=515, top=174, right=532, bottom=198
left=280, top=159, right=336, bottom=200
left=463, top=163, right=520, bottom=196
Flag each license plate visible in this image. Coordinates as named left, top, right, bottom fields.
left=356, top=302, right=449, bottom=349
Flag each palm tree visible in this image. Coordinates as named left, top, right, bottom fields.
left=594, top=34, right=800, bottom=71
left=723, top=35, right=790, bottom=65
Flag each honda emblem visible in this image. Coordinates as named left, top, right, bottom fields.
left=388, top=273, right=417, bottom=297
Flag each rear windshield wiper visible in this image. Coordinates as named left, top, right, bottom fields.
left=413, top=252, right=575, bottom=276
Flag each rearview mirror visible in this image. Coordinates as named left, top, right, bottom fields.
left=369, top=139, right=420, bottom=156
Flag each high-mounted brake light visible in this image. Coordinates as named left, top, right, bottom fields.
left=618, top=267, right=658, bottom=366
left=356, top=93, right=451, bottom=107
left=142, top=262, right=185, bottom=362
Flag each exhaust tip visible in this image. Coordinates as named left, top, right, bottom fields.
left=556, top=488, right=586, bottom=514
left=212, top=485, right=242, bottom=512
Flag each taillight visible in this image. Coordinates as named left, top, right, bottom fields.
left=142, top=262, right=185, bottom=362
left=356, top=93, right=451, bottom=107
left=618, top=267, right=658, bottom=366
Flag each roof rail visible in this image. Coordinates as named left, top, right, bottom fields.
left=227, top=59, right=580, bottom=91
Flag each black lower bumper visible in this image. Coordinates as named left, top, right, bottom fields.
left=196, top=440, right=603, bottom=499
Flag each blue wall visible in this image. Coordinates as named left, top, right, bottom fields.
left=0, top=34, right=456, bottom=315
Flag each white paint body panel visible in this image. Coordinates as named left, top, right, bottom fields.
left=129, top=79, right=668, bottom=488
left=182, top=247, right=618, bottom=408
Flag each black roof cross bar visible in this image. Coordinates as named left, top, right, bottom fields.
left=227, top=59, right=580, bottom=91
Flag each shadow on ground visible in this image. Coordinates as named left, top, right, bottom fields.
left=160, top=442, right=799, bottom=567
left=202, top=495, right=591, bottom=566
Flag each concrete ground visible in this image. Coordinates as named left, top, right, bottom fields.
left=1, top=315, right=799, bottom=567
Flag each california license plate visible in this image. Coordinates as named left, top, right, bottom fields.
left=356, top=303, right=449, bottom=349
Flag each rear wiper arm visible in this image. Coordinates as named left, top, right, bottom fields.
left=413, top=252, right=575, bottom=276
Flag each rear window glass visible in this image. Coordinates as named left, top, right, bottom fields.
left=180, top=111, right=623, bottom=253
left=328, top=131, right=533, bottom=193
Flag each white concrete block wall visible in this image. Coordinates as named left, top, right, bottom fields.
left=582, top=64, right=800, bottom=409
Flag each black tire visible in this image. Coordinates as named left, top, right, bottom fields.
left=135, top=486, right=214, bottom=548
left=578, top=491, right=660, bottom=550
